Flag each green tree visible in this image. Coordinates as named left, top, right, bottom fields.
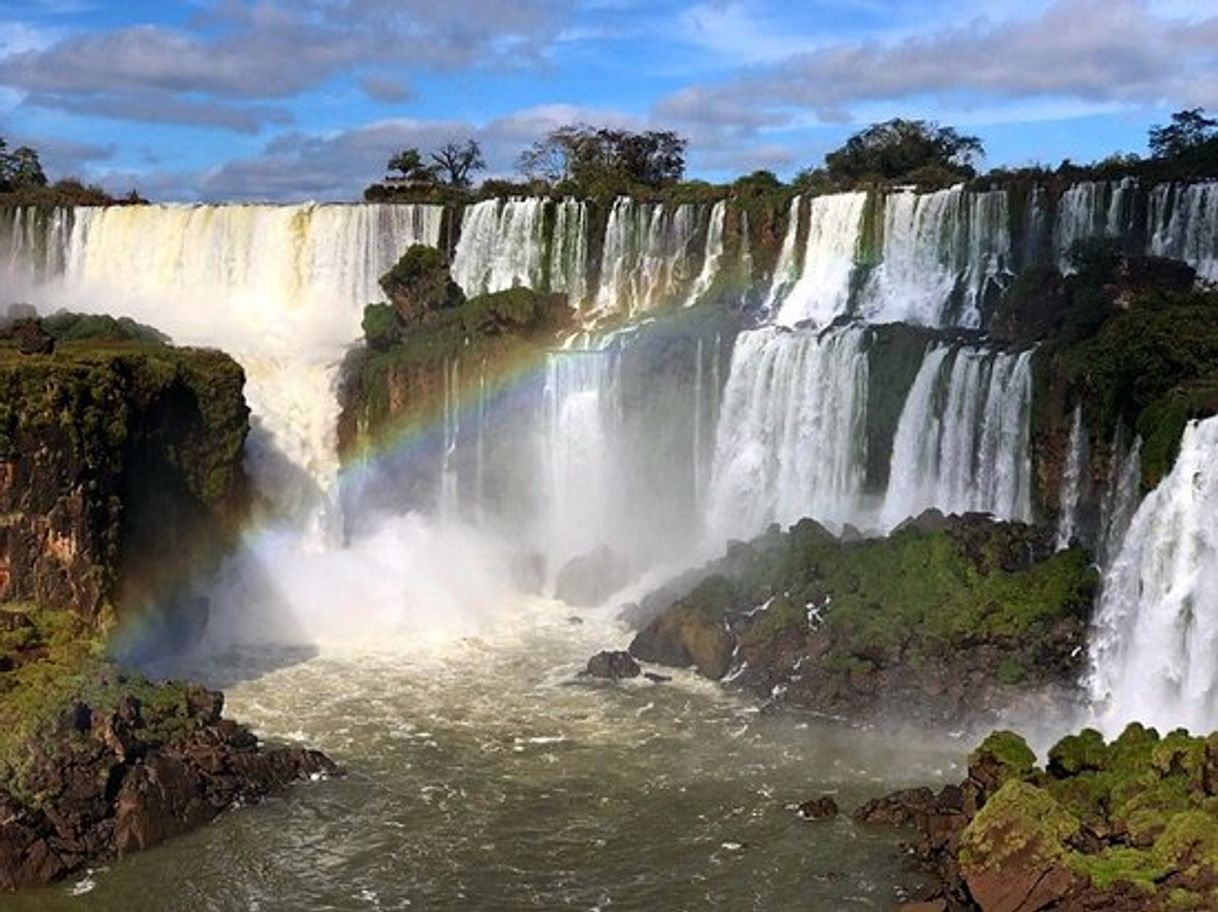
left=517, top=125, right=687, bottom=190
left=429, top=139, right=485, bottom=188
left=387, top=147, right=439, bottom=183
left=817, top=118, right=984, bottom=184
left=1148, top=108, right=1218, bottom=160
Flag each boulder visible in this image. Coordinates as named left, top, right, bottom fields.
left=582, top=650, right=640, bottom=680
left=555, top=546, right=631, bottom=607
left=13, top=320, right=53, bottom=355
left=629, top=604, right=735, bottom=679
left=797, top=795, right=839, bottom=819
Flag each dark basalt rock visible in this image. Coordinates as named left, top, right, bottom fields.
left=582, top=650, right=640, bottom=680
left=797, top=795, right=839, bottom=819
left=0, top=687, right=338, bottom=892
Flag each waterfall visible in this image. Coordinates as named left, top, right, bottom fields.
left=1088, top=416, right=1218, bottom=733
left=1097, top=432, right=1143, bottom=569
left=859, top=186, right=1010, bottom=328
left=764, top=195, right=802, bottom=313
left=3, top=202, right=444, bottom=542
left=450, top=197, right=548, bottom=296
left=774, top=192, right=867, bottom=327
left=1053, top=178, right=1137, bottom=270
left=0, top=206, right=74, bottom=289
left=549, top=198, right=590, bottom=306
left=705, top=325, right=870, bottom=540
left=879, top=344, right=1034, bottom=529
left=440, top=358, right=461, bottom=520
left=539, top=341, right=623, bottom=568
left=685, top=200, right=726, bottom=306
left=594, top=199, right=701, bottom=316
left=1147, top=182, right=1218, bottom=282
left=1055, top=405, right=1086, bottom=550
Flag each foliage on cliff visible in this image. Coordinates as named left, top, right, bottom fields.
left=628, top=513, right=1098, bottom=721
left=0, top=320, right=249, bottom=621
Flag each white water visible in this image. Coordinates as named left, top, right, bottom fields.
left=1088, top=416, right=1218, bottom=733
left=774, top=193, right=866, bottom=327
left=451, top=198, right=548, bottom=297
left=1147, top=182, right=1218, bottom=282
left=595, top=199, right=700, bottom=316
left=879, top=345, right=1034, bottom=529
left=685, top=199, right=726, bottom=307
left=549, top=198, right=590, bottom=306
left=1053, top=179, right=1137, bottom=270
left=1097, top=433, right=1143, bottom=569
left=705, top=325, right=869, bottom=540
left=764, top=195, right=802, bottom=313
left=1054, top=405, right=1086, bottom=550
left=860, top=187, right=1010, bottom=328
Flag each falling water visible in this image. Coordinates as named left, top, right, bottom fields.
left=879, top=345, right=1034, bottom=528
left=764, top=195, right=802, bottom=313
left=594, top=199, right=702, bottom=316
left=1053, top=179, right=1138, bottom=270
left=549, top=198, right=590, bottom=305
left=1147, top=182, right=1218, bottom=282
left=451, top=198, right=549, bottom=296
left=1088, top=416, right=1218, bottom=733
left=440, top=358, right=461, bottom=520
left=774, top=193, right=867, bottom=327
left=705, top=325, right=870, bottom=540
left=1055, top=405, right=1087, bottom=550
left=685, top=200, right=727, bottom=306
left=1097, top=432, right=1143, bottom=568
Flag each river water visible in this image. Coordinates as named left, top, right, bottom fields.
left=11, top=600, right=963, bottom=912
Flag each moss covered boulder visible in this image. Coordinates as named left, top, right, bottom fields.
left=624, top=512, right=1098, bottom=723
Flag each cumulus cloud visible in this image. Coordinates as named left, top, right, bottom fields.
left=658, top=0, right=1218, bottom=131
left=0, top=0, right=573, bottom=130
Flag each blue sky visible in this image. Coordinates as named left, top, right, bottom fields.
left=1, top=0, right=1216, bottom=201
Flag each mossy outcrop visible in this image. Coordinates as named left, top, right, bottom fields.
left=0, top=320, right=249, bottom=625
left=867, top=726, right=1218, bottom=911
left=625, top=512, right=1098, bottom=723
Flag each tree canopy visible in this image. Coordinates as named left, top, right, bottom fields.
left=0, top=138, right=48, bottom=192
left=386, top=139, right=485, bottom=188
left=799, top=118, right=984, bottom=188
left=517, top=125, right=687, bottom=191
left=1148, top=108, right=1218, bottom=161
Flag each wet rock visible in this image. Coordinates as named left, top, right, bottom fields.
left=629, top=603, right=734, bottom=679
left=13, top=319, right=53, bottom=355
left=797, top=795, right=839, bottom=819
left=582, top=650, right=640, bottom=680
left=643, top=672, right=671, bottom=684
left=555, top=546, right=631, bottom=607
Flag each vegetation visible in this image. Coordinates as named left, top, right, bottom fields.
left=955, top=726, right=1218, bottom=907
left=378, top=244, right=466, bottom=323
left=516, top=124, right=687, bottom=193
left=795, top=118, right=984, bottom=190
left=0, top=136, right=140, bottom=205
left=385, top=139, right=486, bottom=188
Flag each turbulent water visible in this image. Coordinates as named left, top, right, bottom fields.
left=9, top=605, right=961, bottom=911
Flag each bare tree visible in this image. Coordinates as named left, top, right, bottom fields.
left=430, top=139, right=486, bottom=188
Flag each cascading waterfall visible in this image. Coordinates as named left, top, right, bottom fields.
left=774, top=193, right=867, bottom=327
left=860, top=186, right=1010, bottom=328
left=764, top=195, right=802, bottom=312
left=29, top=203, right=443, bottom=544
left=705, top=325, right=870, bottom=541
left=539, top=340, right=623, bottom=569
left=450, top=197, right=548, bottom=296
left=594, top=199, right=700, bottom=316
left=1147, top=182, right=1218, bottom=282
left=1053, top=178, right=1138, bottom=269
left=879, top=344, right=1034, bottom=529
left=549, top=198, right=590, bottom=305
left=1097, top=432, right=1143, bottom=569
left=1087, top=416, right=1218, bottom=733
left=1055, top=405, right=1086, bottom=550
left=685, top=200, right=726, bottom=306
left=440, top=358, right=461, bottom=520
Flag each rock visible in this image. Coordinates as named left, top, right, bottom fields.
left=797, top=795, right=839, bottom=819
left=898, top=901, right=946, bottom=912
left=582, top=650, right=640, bottom=680
left=629, top=604, right=735, bottom=679
left=555, top=546, right=631, bottom=607
left=13, top=320, right=53, bottom=355
left=643, top=672, right=671, bottom=684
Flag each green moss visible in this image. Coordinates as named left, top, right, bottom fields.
left=1069, top=846, right=1169, bottom=891
left=1048, top=728, right=1109, bottom=776
left=972, top=730, right=1038, bottom=781
left=959, top=781, right=1078, bottom=870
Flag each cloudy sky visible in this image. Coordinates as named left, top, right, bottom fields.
left=1, top=0, right=1216, bottom=201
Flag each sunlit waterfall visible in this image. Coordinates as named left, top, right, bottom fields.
left=594, top=198, right=701, bottom=316
left=764, top=195, right=802, bottom=312
left=451, top=197, right=549, bottom=296
left=773, top=192, right=866, bottom=327
left=685, top=199, right=726, bottom=306
left=705, top=325, right=870, bottom=540
left=879, top=344, right=1034, bottom=529
left=1087, top=416, right=1218, bottom=733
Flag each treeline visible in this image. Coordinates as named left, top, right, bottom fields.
left=0, top=137, right=142, bottom=206
left=366, top=109, right=1218, bottom=204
